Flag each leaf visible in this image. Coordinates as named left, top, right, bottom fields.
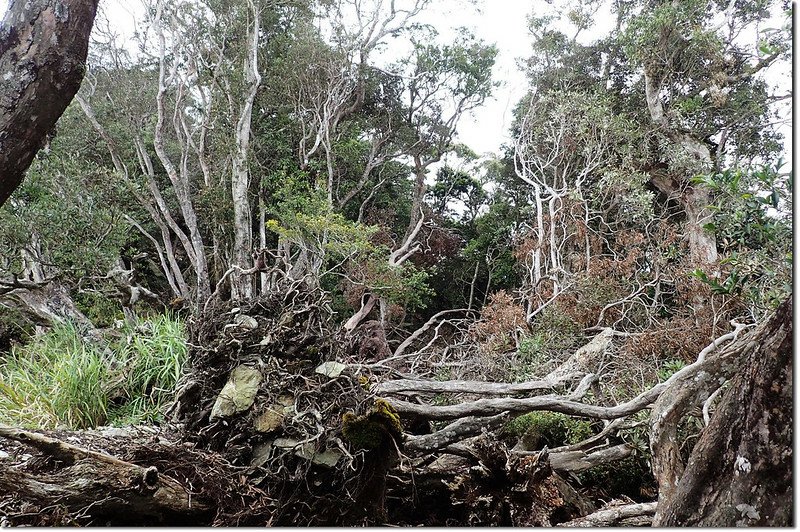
left=314, top=361, right=348, bottom=379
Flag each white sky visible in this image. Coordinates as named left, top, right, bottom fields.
left=420, top=0, right=534, bottom=156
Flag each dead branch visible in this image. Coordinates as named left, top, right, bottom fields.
left=558, top=501, right=657, bottom=527
left=374, top=372, right=583, bottom=396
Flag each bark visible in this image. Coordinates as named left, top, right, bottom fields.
left=229, top=0, right=261, bottom=301
left=648, top=322, right=753, bottom=506
left=655, top=297, right=792, bottom=526
left=0, top=425, right=210, bottom=524
left=0, top=0, right=99, bottom=206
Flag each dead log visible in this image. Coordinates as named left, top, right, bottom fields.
left=0, top=425, right=210, bottom=525
left=558, top=501, right=657, bottom=527
left=405, top=413, right=509, bottom=454
left=544, top=443, right=633, bottom=474
left=0, top=277, right=93, bottom=329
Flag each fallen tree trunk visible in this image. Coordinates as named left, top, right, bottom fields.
left=0, top=425, right=211, bottom=525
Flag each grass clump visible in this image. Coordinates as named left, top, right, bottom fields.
left=112, top=314, right=187, bottom=423
left=0, top=322, right=109, bottom=429
left=0, top=313, right=188, bottom=430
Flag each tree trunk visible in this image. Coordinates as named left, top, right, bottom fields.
left=0, top=0, right=99, bottom=205
left=643, top=69, right=718, bottom=266
left=0, top=425, right=210, bottom=525
left=655, top=297, right=792, bottom=526
left=230, top=1, right=261, bottom=301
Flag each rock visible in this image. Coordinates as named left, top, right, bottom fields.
left=254, top=408, right=285, bottom=433
left=234, top=314, right=259, bottom=330
left=273, top=437, right=301, bottom=449
left=96, top=426, right=133, bottom=438
left=274, top=438, right=341, bottom=467
left=251, top=442, right=273, bottom=467
left=310, top=448, right=342, bottom=468
left=0, top=450, right=9, bottom=460
left=315, top=361, right=348, bottom=378
left=209, top=365, right=263, bottom=420
left=293, top=442, right=317, bottom=461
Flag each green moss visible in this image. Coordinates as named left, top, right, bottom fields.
left=578, top=455, right=656, bottom=500
left=374, top=399, right=403, bottom=436
left=342, top=399, right=403, bottom=450
left=505, top=411, right=594, bottom=449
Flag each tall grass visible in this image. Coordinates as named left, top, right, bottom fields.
left=0, top=322, right=109, bottom=429
left=0, top=313, right=188, bottom=430
left=112, top=313, right=188, bottom=425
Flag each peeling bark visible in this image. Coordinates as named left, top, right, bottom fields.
left=0, top=0, right=99, bottom=205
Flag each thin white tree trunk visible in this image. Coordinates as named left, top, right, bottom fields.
left=230, top=0, right=262, bottom=300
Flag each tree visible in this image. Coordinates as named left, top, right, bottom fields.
left=0, top=0, right=100, bottom=205
left=655, top=297, right=792, bottom=526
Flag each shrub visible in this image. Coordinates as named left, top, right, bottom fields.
left=504, top=411, right=594, bottom=449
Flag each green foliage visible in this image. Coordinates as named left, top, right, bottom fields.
left=505, top=411, right=594, bottom=449
left=578, top=455, right=656, bottom=501
left=0, top=155, right=129, bottom=279
left=0, top=314, right=187, bottom=429
left=692, top=161, right=792, bottom=315
left=0, top=323, right=109, bottom=429
left=657, top=359, right=686, bottom=382
left=517, top=333, right=547, bottom=366
left=515, top=305, right=583, bottom=380
left=74, top=291, right=124, bottom=328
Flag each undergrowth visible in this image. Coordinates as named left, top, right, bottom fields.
left=0, top=314, right=187, bottom=430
